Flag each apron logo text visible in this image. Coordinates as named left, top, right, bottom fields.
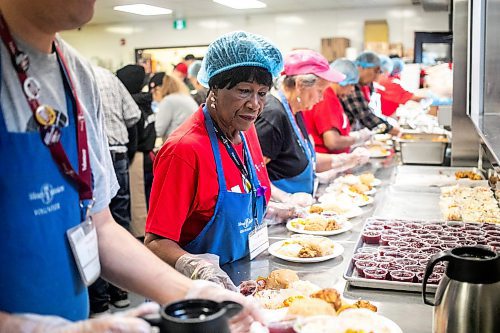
left=29, top=183, right=65, bottom=205
left=238, top=218, right=253, bottom=234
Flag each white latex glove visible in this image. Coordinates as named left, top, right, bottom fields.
left=316, top=169, right=338, bottom=185
left=175, top=253, right=237, bottom=291
left=186, top=280, right=265, bottom=332
left=351, top=147, right=371, bottom=165
left=0, top=303, right=159, bottom=333
left=349, top=128, right=372, bottom=145
left=289, top=192, right=314, bottom=207
left=330, top=153, right=357, bottom=172
left=264, top=201, right=297, bottom=224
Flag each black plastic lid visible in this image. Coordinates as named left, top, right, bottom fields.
left=446, top=247, right=500, bottom=284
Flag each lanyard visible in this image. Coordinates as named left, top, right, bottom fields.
left=211, top=118, right=252, bottom=190
left=277, top=91, right=314, bottom=162
left=0, top=14, right=93, bottom=219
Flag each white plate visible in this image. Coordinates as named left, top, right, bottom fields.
left=286, top=219, right=353, bottom=236
left=355, top=195, right=374, bottom=207
left=342, top=185, right=377, bottom=196
left=369, top=150, right=391, bottom=158
left=341, top=206, right=364, bottom=219
left=268, top=239, right=344, bottom=263
left=371, top=178, right=382, bottom=187
left=294, top=309, right=403, bottom=333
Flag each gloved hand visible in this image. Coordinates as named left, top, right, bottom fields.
left=330, top=153, right=357, bottom=172
left=316, top=169, right=338, bottom=185
left=289, top=192, right=314, bottom=207
left=349, top=128, right=372, bottom=145
left=265, top=201, right=297, bottom=224
left=186, top=280, right=265, bottom=332
left=175, top=253, right=237, bottom=291
left=351, top=147, right=371, bottom=165
left=0, top=302, right=159, bottom=333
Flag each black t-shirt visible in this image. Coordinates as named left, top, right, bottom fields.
left=255, top=94, right=310, bottom=181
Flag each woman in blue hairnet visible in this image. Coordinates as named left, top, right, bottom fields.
left=145, top=31, right=283, bottom=291
left=375, top=55, right=424, bottom=117
left=255, top=50, right=370, bottom=205
left=304, top=58, right=373, bottom=154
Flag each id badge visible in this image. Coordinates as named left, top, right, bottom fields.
left=66, top=219, right=101, bottom=286
left=248, top=221, right=269, bottom=260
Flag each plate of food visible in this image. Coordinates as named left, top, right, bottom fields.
left=294, top=309, right=403, bottom=333
left=341, top=183, right=377, bottom=196
left=368, top=145, right=391, bottom=158
left=286, top=214, right=353, bottom=236
left=334, top=173, right=382, bottom=187
left=319, top=192, right=374, bottom=208
left=308, top=203, right=364, bottom=220
left=268, top=235, right=344, bottom=263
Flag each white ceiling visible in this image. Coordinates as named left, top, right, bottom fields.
left=91, top=0, right=414, bottom=25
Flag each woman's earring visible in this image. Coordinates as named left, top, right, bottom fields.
left=296, top=96, right=302, bottom=104
left=210, top=96, right=216, bottom=109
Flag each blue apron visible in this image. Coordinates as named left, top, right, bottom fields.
left=184, top=106, right=266, bottom=265
left=0, top=65, right=88, bottom=319
left=272, top=91, right=316, bottom=194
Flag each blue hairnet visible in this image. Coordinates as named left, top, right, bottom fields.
left=188, top=60, right=202, bottom=78
left=330, top=58, right=359, bottom=86
left=197, top=31, right=284, bottom=87
left=355, top=51, right=381, bottom=68
left=379, top=55, right=394, bottom=74
left=391, top=58, right=404, bottom=76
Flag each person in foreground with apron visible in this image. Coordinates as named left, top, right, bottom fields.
left=255, top=50, right=370, bottom=205
left=145, top=31, right=283, bottom=291
left=0, top=2, right=265, bottom=332
left=303, top=58, right=373, bottom=154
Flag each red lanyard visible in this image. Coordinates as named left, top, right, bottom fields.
left=0, top=14, right=93, bottom=211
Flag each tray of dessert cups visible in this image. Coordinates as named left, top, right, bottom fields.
left=343, top=217, right=500, bottom=292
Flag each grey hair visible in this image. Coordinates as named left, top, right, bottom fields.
left=281, top=73, right=319, bottom=89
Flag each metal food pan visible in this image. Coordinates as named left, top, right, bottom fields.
left=343, top=217, right=441, bottom=293
left=397, top=133, right=449, bottom=165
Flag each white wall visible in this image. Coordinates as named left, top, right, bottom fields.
left=61, top=5, right=449, bottom=71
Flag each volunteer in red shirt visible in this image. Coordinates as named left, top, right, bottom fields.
left=304, top=59, right=372, bottom=154
left=376, top=55, right=424, bottom=117
left=145, top=31, right=283, bottom=290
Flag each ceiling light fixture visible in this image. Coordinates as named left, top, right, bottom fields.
left=113, top=4, right=172, bottom=16
left=213, top=0, right=267, bottom=9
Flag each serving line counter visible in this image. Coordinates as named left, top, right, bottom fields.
left=223, top=156, right=437, bottom=333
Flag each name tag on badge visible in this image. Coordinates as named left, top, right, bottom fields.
left=248, top=221, right=269, bottom=260
left=66, top=219, right=101, bottom=286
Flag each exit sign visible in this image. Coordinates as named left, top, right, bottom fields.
left=173, top=19, right=187, bottom=30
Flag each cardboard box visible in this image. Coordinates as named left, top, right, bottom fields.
left=389, top=43, right=404, bottom=57
left=365, top=42, right=389, bottom=55
left=321, top=37, right=350, bottom=62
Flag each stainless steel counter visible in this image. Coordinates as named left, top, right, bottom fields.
left=223, top=156, right=436, bottom=333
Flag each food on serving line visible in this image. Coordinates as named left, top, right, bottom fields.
left=337, top=300, right=378, bottom=314
left=309, top=202, right=354, bottom=215
left=291, top=215, right=342, bottom=232
left=310, top=288, right=342, bottom=311
left=243, top=269, right=377, bottom=316
left=359, top=173, right=376, bottom=186
left=455, top=170, right=482, bottom=180
left=276, top=236, right=335, bottom=258
left=348, top=183, right=372, bottom=195
left=367, top=145, right=388, bottom=155
left=440, top=186, right=500, bottom=223
left=287, top=298, right=337, bottom=317
left=267, top=269, right=300, bottom=289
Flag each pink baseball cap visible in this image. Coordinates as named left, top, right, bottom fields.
left=283, top=49, right=346, bottom=83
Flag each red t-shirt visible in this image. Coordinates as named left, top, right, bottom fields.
left=146, top=108, right=271, bottom=246
left=377, top=76, right=414, bottom=117
left=303, top=86, right=351, bottom=154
